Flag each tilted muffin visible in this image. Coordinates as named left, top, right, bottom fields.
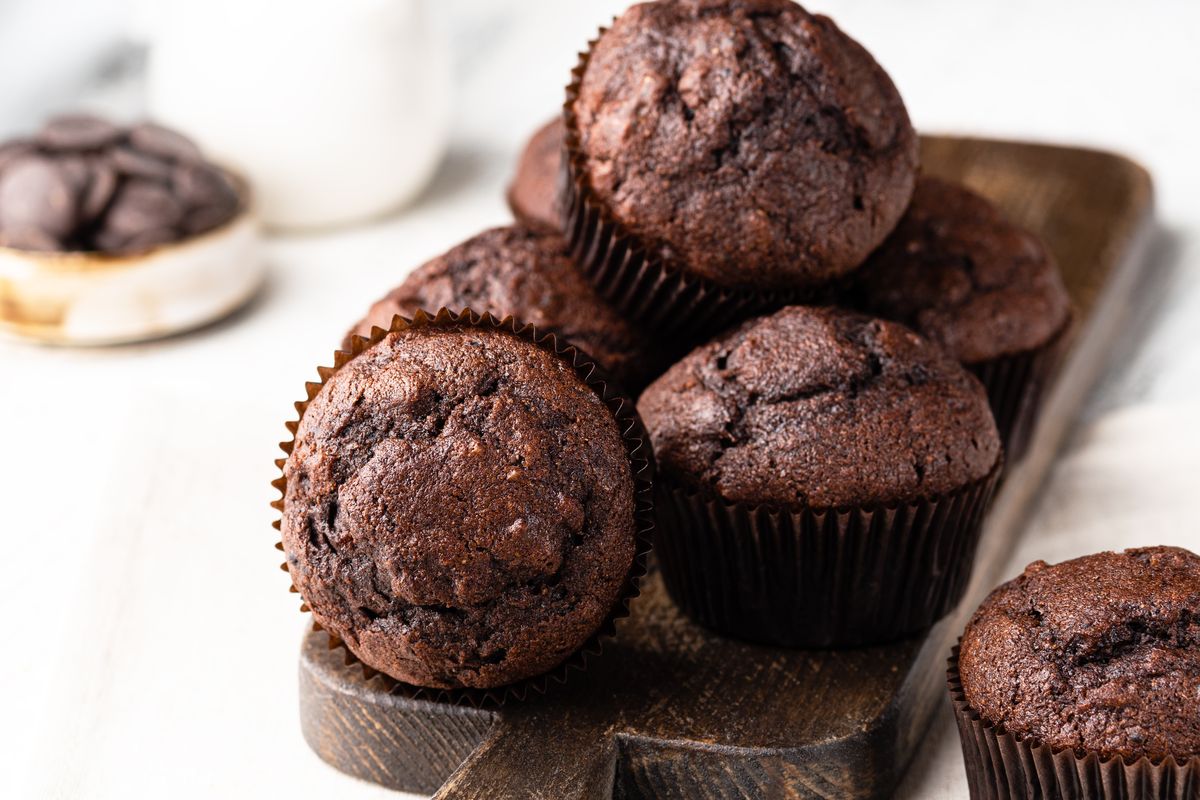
left=566, top=0, right=918, bottom=299
left=957, top=547, right=1200, bottom=764
left=506, top=117, right=564, bottom=234
left=845, top=177, right=1071, bottom=459
left=345, top=226, right=673, bottom=392
left=282, top=318, right=642, bottom=690
left=639, top=305, right=1001, bottom=645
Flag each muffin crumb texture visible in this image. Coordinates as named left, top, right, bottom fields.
left=507, top=118, right=565, bottom=234
left=849, top=177, right=1071, bottom=363
left=282, top=325, right=636, bottom=689
left=573, top=0, right=918, bottom=289
left=346, top=225, right=671, bottom=392
left=960, top=546, right=1200, bottom=762
left=638, top=305, right=999, bottom=509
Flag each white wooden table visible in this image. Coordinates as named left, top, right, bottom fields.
left=1, top=1, right=1197, bottom=797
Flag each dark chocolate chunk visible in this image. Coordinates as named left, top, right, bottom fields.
left=129, top=122, right=203, bottom=163
left=79, top=159, right=118, bottom=224
left=0, top=156, right=78, bottom=238
left=172, top=162, right=239, bottom=214
left=110, top=146, right=175, bottom=183
left=182, top=204, right=236, bottom=236
left=38, top=114, right=123, bottom=151
left=55, top=154, right=92, bottom=193
left=0, top=115, right=240, bottom=254
left=0, top=226, right=62, bottom=252
left=0, top=139, right=38, bottom=174
left=101, top=179, right=184, bottom=237
left=113, top=227, right=178, bottom=254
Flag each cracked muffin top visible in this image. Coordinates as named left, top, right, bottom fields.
left=959, top=547, right=1200, bottom=762
left=282, top=323, right=637, bottom=689
left=506, top=117, right=564, bottom=234
left=846, top=177, right=1071, bottom=364
left=344, top=225, right=672, bottom=393
left=570, top=0, right=918, bottom=290
left=637, top=305, right=999, bottom=509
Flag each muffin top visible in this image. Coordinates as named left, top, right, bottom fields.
left=506, top=117, right=564, bottom=234
left=570, top=0, right=918, bottom=290
left=960, top=547, right=1200, bottom=761
left=346, top=226, right=671, bottom=392
left=638, top=305, right=999, bottom=509
left=848, top=177, right=1071, bottom=364
left=282, top=323, right=637, bottom=689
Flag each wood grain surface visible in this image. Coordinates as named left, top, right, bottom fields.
left=296, top=137, right=1155, bottom=799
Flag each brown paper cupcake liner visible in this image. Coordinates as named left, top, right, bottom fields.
left=561, top=30, right=809, bottom=341
left=970, top=313, right=1074, bottom=465
left=948, top=645, right=1200, bottom=799
left=271, top=307, right=655, bottom=707
left=654, top=461, right=1002, bottom=648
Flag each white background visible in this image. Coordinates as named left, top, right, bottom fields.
left=1, top=1, right=1197, bottom=797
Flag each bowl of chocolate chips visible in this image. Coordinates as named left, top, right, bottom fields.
left=0, top=114, right=263, bottom=345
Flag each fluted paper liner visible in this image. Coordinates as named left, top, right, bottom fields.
left=948, top=645, right=1200, bottom=799
left=655, top=461, right=1001, bottom=648
left=271, top=308, right=655, bottom=707
left=561, top=27, right=812, bottom=341
left=970, top=313, right=1074, bottom=465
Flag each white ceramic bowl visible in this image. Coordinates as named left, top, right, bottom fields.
left=0, top=183, right=263, bottom=346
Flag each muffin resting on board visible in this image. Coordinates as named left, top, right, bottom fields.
left=568, top=0, right=918, bottom=292
left=639, top=305, right=1001, bottom=646
left=844, top=176, right=1071, bottom=459
left=345, top=225, right=672, bottom=393
left=958, top=546, right=1200, bottom=763
left=283, top=319, right=642, bottom=690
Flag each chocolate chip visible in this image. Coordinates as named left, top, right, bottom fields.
left=0, top=156, right=78, bottom=238
left=0, top=226, right=63, bottom=252
left=38, top=114, right=123, bottom=151
left=184, top=204, right=237, bottom=236
left=111, top=226, right=178, bottom=254
left=173, top=162, right=238, bottom=210
left=129, top=122, right=202, bottom=163
left=2, top=115, right=230, bottom=254
left=101, top=179, right=184, bottom=237
left=56, top=155, right=92, bottom=192
left=110, top=146, right=174, bottom=183
left=92, top=225, right=131, bottom=253
left=79, top=160, right=118, bottom=224
left=0, top=139, right=38, bottom=174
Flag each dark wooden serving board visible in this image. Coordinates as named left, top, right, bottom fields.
left=296, top=137, right=1155, bottom=799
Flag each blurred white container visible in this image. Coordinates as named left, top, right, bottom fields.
left=145, top=0, right=451, bottom=230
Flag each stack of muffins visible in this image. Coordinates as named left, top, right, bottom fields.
left=277, top=0, right=1196, bottom=794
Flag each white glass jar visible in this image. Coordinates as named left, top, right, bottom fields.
left=145, top=0, right=451, bottom=230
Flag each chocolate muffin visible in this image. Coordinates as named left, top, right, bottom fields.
left=567, top=0, right=918, bottom=293
left=506, top=118, right=564, bottom=234
left=282, top=319, right=640, bottom=690
left=957, top=547, right=1200, bottom=763
left=845, top=177, right=1071, bottom=458
left=640, top=305, right=1001, bottom=646
left=345, top=225, right=672, bottom=393
left=640, top=305, right=999, bottom=509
